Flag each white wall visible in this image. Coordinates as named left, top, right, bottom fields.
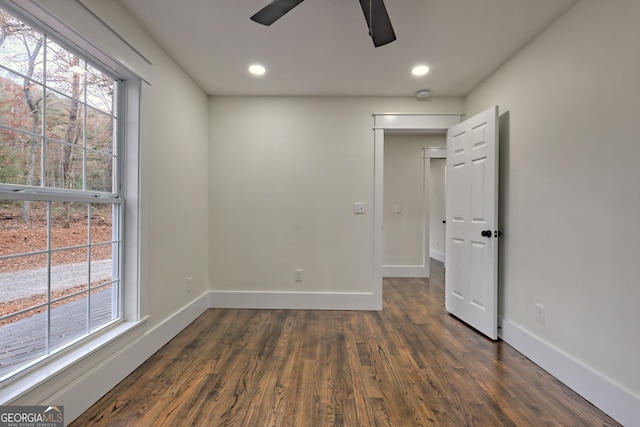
left=384, top=134, right=427, bottom=268
left=139, top=41, right=210, bottom=328
left=208, top=97, right=463, bottom=309
left=81, top=0, right=210, bottom=331
left=465, top=0, right=640, bottom=424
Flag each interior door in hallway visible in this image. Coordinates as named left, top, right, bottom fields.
left=445, top=106, right=499, bottom=340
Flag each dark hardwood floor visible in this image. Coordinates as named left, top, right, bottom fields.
left=71, top=260, right=620, bottom=426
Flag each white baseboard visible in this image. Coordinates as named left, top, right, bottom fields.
left=8, top=291, right=210, bottom=425
left=429, top=249, right=445, bottom=263
left=499, top=317, right=640, bottom=427
left=209, top=290, right=381, bottom=311
left=382, top=265, right=428, bottom=278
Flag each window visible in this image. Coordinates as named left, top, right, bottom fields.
left=0, top=7, right=123, bottom=382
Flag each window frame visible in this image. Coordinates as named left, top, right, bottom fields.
left=0, top=2, right=141, bottom=388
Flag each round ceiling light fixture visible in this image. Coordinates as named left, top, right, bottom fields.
left=411, top=65, right=430, bottom=76
left=248, top=64, right=266, bottom=76
left=415, top=89, right=431, bottom=100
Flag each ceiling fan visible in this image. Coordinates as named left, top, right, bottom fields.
left=250, top=0, right=396, bottom=47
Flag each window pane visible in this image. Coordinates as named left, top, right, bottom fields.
left=0, top=253, right=49, bottom=308
left=0, top=12, right=45, bottom=83
left=0, top=307, right=47, bottom=379
left=51, top=247, right=89, bottom=296
left=45, top=93, right=83, bottom=143
left=90, top=204, right=113, bottom=244
left=0, top=70, right=43, bottom=135
left=50, top=201, right=88, bottom=247
left=89, top=285, right=116, bottom=331
left=0, top=200, right=47, bottom=255
left=86, top=108, right=113, bottom=154
left=86, top=65, right=114, bottom=114
left=0, top=252, right=49, bottom=379
left=0, top=129, right=30, bottom=186
left=45, top=141, right=83, bottom=190
left=49, top=292, right=88, bottom=353
left=0, top=128, right=42, bottom=187
left=45, top=39, right=85, bottom=101
left=90, top=243, right=112, bottom=284
left=86, top=151, right=113, bottom=192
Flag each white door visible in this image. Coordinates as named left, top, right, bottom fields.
left=445, top=106, right=499, bottom=340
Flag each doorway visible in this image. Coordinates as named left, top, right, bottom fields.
left=382, top=134, right=446, bottom=278
left=428, top=156, right=446, bottom=264
left=373, top=109, right=500, bottom=341
left=372, top=114, right=462, bottom=301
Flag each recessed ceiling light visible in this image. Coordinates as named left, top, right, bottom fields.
left=248, top=64, right=266, bottom=76
left=411, top=65, right=430, bottom=76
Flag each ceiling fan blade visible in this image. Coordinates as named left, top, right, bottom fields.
left=358, top=0, right=396, bottom=47
left=251, top=0, right=306, bottom=26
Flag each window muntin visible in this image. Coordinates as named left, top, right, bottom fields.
left=0, top=8, right=122, bottom=382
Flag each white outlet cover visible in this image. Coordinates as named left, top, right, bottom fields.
left=354, top=202, right=365, bottom=214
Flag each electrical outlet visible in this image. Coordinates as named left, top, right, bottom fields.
left=536, top=303, right=545, bottom=324
left=294, top=269, right=303, bottom=282
left=186, top=276, right=193, bottom=293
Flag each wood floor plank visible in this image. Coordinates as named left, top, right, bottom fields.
left=71, top=260, right=621, bottom=427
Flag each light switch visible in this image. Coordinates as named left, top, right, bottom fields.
left=395, top=204, right=403, bottom=214
left=354, top=202, right=366, bottom=214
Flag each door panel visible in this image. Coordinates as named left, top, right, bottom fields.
left=449, top=238, right=465, bottom=298
left=445, top=106, right=499, bottom=340
left=471, top=157, right=487, bottom=220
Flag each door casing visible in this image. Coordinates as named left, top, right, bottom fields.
left=372, top=114, right=462, bottom=308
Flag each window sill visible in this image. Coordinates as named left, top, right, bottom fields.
left=1, top=316, right=149, bottom=405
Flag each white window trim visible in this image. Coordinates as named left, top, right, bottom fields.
left=120, top=77, right=141, bottom=323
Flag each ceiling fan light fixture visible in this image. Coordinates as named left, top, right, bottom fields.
left=412, top=65, right=430, bottom=76
left=251, top=0, right=396, bottom=47
left=248, top=64, right=266, bottom=76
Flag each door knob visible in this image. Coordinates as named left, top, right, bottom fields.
left=481, top=230, right=492, bottom=237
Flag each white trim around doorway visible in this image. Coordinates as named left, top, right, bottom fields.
left=372, top=114, right=461, bottom=304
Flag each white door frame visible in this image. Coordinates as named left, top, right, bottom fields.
left=423, top=148, right=447, bottom=265
left=373, top=114, right=462, bottom=306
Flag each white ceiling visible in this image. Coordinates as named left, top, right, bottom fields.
left=116, top=0, right=579, bottom=97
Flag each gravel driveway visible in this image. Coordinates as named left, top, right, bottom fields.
left=0, top=259, right=113, bottom=301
